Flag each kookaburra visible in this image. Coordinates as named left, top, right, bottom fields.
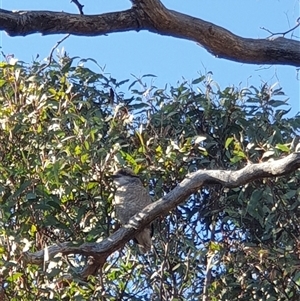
left=112, top=168, right=152, bottom=253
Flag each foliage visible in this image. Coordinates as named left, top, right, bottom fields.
left=0, top=53, right=300, bottom=300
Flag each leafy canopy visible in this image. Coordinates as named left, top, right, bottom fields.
left=0, top=53, right=300, bottom=300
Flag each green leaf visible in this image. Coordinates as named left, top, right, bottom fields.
left=192, top=76, right=205, bottom=85
left=268, top=99, right=287, bottom=107
left=29, top=224, right=37, bottom=236
left=275, top=143, right=290, bottom=152
left=0, top=79, right=6, bottom=87
left=75, top=145, right=82, bottom=155
left=9, top=180, right=32, bottom=200
left=7, top=272, right=23, bottom=282
left=225, top=137, right=234, bottom=149
left=26, top=192, right=36, bottom=200
left=47, top=201, right=61, bottom=210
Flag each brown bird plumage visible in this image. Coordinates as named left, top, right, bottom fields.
left=112, top=168, right=152, bottom=253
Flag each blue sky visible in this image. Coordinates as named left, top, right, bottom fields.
left=1, top=0, right=299, bottom=113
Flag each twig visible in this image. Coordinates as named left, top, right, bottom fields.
left=70, top=0, right=84, bottom=15
left=38, top=34, right=70, bottom=73
left=261, top=17, right=300, bottom=38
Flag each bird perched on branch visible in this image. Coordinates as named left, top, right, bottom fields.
left=112, top=168, right=152, bottom=253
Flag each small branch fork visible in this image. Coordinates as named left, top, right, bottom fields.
left=261, top=17, right=300, bottom=38
left=71, top=0, right=84, bottom=15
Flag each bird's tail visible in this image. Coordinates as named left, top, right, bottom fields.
left=135, top=228, right=152, bottom=254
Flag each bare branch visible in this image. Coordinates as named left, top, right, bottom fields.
left=0, top=0, right=299, bottom=66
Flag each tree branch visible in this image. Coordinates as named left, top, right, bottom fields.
left=0, top=9, right=137, bottom=36
left=24, top=152, right=300, bottom=278
left=0, top=0, right=299, bottom=66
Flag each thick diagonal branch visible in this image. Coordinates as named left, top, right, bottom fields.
left=25, top=152, right=300, bottom=274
